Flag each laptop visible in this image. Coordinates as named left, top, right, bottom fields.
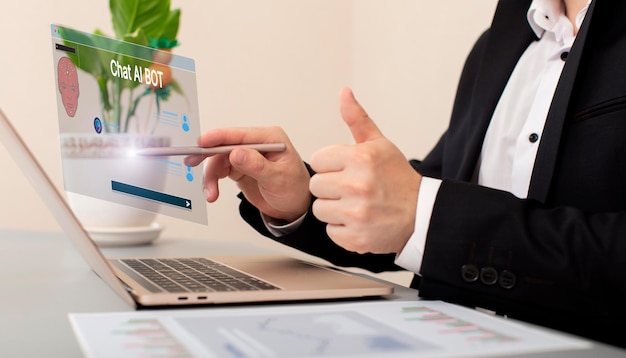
left=0, top=30, right=393, bottom=309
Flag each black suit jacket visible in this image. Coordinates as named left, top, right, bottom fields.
left=239, top=0, right=626, bottom=347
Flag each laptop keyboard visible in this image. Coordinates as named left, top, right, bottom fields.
left=121, top=258, right=280, bottom=293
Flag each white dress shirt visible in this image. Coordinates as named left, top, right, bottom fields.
left=395, top=0, right=591, bottom=274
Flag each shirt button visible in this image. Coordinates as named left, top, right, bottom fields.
left=529, top=133, right=539, bottom=143
left=560, top=51, right=569, bottom=61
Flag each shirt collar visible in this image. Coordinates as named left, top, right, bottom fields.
left=527, top=0, right=591, bottom=40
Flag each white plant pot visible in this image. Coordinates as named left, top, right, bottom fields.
left=60, top=133, right=170, bottom=246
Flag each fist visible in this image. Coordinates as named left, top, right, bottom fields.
left=309, top=87, right=422, bottom=254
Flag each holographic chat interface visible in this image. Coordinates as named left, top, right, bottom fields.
left=51, top=24, right=207, bottom=225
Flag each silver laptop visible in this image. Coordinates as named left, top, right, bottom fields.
left=0, top=108, right=393, bottom=308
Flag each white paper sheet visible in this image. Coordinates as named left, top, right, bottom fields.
left=69, top=300, right=590, bottom=358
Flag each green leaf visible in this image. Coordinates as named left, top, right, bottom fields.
left=97, top=75, right=112, bottom=112
left=167, top=78, right=184, bottom=96
left=60, top=27, right=105, bottom=78
left=120, top=29, right=150, bottom=47
left=110, top=0, right=173, bottom=40
left=158, top=9, right=180, bottom=43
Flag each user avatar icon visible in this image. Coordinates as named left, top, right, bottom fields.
left=94, top=117, right=102, bottom=134
left=57, top=57, right=79, bottom=117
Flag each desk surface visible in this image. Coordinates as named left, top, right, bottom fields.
left=0, top=229, right=624, bottom=357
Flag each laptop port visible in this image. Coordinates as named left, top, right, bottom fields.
left=177, top=296, right=188, bottom=300
left=197, top=296, right=208, bottom=300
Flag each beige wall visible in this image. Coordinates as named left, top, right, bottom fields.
left=0, top=1, right=496, bottom=276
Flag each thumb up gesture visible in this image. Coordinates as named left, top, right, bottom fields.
left=309, top=87, right=422, bottom=254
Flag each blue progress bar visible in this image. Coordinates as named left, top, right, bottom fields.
left=111, top=181, right=192, bottom=210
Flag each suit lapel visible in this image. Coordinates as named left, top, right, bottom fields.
left=456, top=0, right=535, bottom=181
left=527, top=0, right=597, bottom=202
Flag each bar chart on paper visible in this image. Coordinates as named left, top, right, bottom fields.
left=69, top=301, right=590, bottom=357
left=400, top=305, right=518, bottom=345
left=106, top=318, right=191, bottom=356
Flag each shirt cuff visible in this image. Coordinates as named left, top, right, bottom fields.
left=262, top=211, right=308, bottom=237
left=394, top=177, right=442, bottom=275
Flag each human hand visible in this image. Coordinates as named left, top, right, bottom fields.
left=309, top=87, right=422, bottom=254
left=184, top=127, right=311, bottom=222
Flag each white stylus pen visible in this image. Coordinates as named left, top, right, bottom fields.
left=134, top=143, right=286, bottom=157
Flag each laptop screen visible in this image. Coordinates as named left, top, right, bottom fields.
left=50, top=24, right=207, bottom=225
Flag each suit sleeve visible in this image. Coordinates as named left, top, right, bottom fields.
left=418, top=179, right=626, bottom=345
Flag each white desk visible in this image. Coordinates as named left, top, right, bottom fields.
left=0, top=229, right=624, bottom=357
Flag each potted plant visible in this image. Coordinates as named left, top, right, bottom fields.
left=57, top=0, right=185, bottom=245
left=64, top=0, right=182, bottom=134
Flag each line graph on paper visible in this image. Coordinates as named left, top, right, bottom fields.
left=175, top=311, right=438, bottom=357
